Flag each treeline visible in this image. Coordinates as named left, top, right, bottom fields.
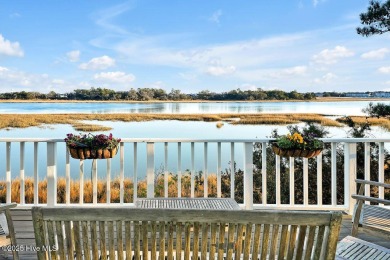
left=0, top=88, right=316, bottom=101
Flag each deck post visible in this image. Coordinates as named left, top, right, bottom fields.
left=6, top=142, right=11, bottom=204
left=147, top=142, right=155, bottom=198
left=243, top=142, right=253, bottom=210
left=344, top=143, right=357, bottom=215
left=47, top=142, right=57, bottom=206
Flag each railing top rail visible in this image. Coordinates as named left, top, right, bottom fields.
left=0, top=137, right=390, bottom=143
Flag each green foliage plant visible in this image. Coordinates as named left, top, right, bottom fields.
left=274, top=123, right=327, bottom=151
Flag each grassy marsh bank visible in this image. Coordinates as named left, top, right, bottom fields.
left=0, top=113, right=345, bottom=132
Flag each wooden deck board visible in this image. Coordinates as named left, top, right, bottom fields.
left=0, top=209, right=389, bottom=260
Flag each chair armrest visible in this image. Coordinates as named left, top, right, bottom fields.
left=355, top=179, right=390, bottom=188
left=0, top=203, right=17, bottom=212
left=351, top=195, right=390, bottom=205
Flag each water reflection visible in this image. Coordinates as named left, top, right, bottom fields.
left=0, top=101, right=388, bottom=115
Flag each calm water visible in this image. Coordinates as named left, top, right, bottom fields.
left=1, top=100, right=388, bottom=115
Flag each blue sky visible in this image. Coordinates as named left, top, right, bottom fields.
left=0, top=0, right=389, bottom=94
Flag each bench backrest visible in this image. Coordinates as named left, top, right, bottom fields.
left=32, top=207, right=342, bottom=260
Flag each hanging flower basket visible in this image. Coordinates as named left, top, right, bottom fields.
left=272, top=125, right=325, bottom=158
left=65, top=133, right=121, bottom=160
left=272, top=144, right=322, bottom=158
left=68, top=147, right=118, bottom=159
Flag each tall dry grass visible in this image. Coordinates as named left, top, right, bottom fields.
left=0, top=113, right=344, bottom=132
left=0, top=174, right=221, bottom=204
left=336, top=116, right=390, bottom=131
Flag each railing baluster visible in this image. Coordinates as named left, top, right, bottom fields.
left=107, top=159, right=111, bottom=204
left=120, top=142, right=125, bottom=204
left=47, top=142, right=57, bottom=206
left=331, top=142, right=337, bottom=206
left=364, top=142, right=370, bottom=204
left=317, top=152, right=323, bottom=206
left=289, top=157, right=294, bottom=206
left=164, top=142, right=168, bottom=198
left=275, top=154, right=280, bottom=206
left=6, top=142, right=11, bottom=204
left=262, top=142, right=267, bottom=205
left=178, top=142, right=182, bottom=198
left=378, top=142, right=385, bottom=205
left=230, top=142, right=235, bottom=199
left=244, top=142, right=253, bottom=210
left=34, top=142, right=39, bottom=205
left=146, top=142, right=155, bottom=198
left=92, top=159, right=98, bottom=204
left=303, top=158, right=308, bottom=206
left=133, top=142, right=138, bottom=202
left=20, top=142, right=25, bottom=205
left=65, top=145, right=70, bottom=205
left=80, top=160, right=84, bottom=205
left=191, top=142, right=195, bottom=198
left=217, top=142, right=221, bottom=198
left=204, top=142, right=208, bottom=198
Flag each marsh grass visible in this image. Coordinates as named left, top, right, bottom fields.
left=72, top=123, right=113, bottom=132
left=336, top=116, right=390, bottom=131
left=0, top=113, right=344, bottom=131
left=0, top=174, right=221, bottom=203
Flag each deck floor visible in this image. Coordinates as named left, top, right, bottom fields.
left=1, top=209, right=389, bottom=260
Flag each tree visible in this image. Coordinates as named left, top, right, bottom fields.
left=363, top=102, right=390, bottom=118
left=357, top=0, right=390, bottom=36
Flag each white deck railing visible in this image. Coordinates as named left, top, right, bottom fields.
left=0, top=138, right=388, bottom=214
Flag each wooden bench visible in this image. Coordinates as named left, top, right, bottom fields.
left=351, top=179, right=390, bottom=236
left=32, top=206, right=342, bottom=260
left=0, top=203, right=19, bottom=260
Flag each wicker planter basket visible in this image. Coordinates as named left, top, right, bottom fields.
left=68, top=147, right=118, bottom=159
left=272, top=145, right=322, bottom=158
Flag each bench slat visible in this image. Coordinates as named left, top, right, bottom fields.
left=269, top=224, right=279, bottom=260
left=55, top=221, right=66, bottom=260
left=125, top=221, right=132, bottom=260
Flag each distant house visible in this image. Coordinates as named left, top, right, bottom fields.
left=345, top=92, right=371, bottom=98
left=372, top=91, right=390, bottom=98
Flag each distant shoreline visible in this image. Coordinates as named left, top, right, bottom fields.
left=0, top=97, right=389, bottom=103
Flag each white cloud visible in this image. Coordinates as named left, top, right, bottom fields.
left=361, top=48, right=389, bottom=59
left=313, top=0, right=326, bottom=7
left=378, top=66, right=390, bottom=74
left=66, top=50, right=80, bottom=62
left=271, top=66, right=307, bottom=78
left=313, top=72, right=337, bottom=84
left=93, top=2, right=133, bottom=35
left=209, top=10, right=222, bottom=24
left=52, top=79, right=65, bottom=84
left=94, top=71, right=135, bottom=83
left=79, top=55, right=115, bottom=70
left=312, top=46, right=354, bottom=64
left=0, top=66, right=9, bottom=72
left=0, top=34, right=24, bottom=57
left=207, top=65, right=236, bottom=76
left=9, top=13, right=21, bottom=18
